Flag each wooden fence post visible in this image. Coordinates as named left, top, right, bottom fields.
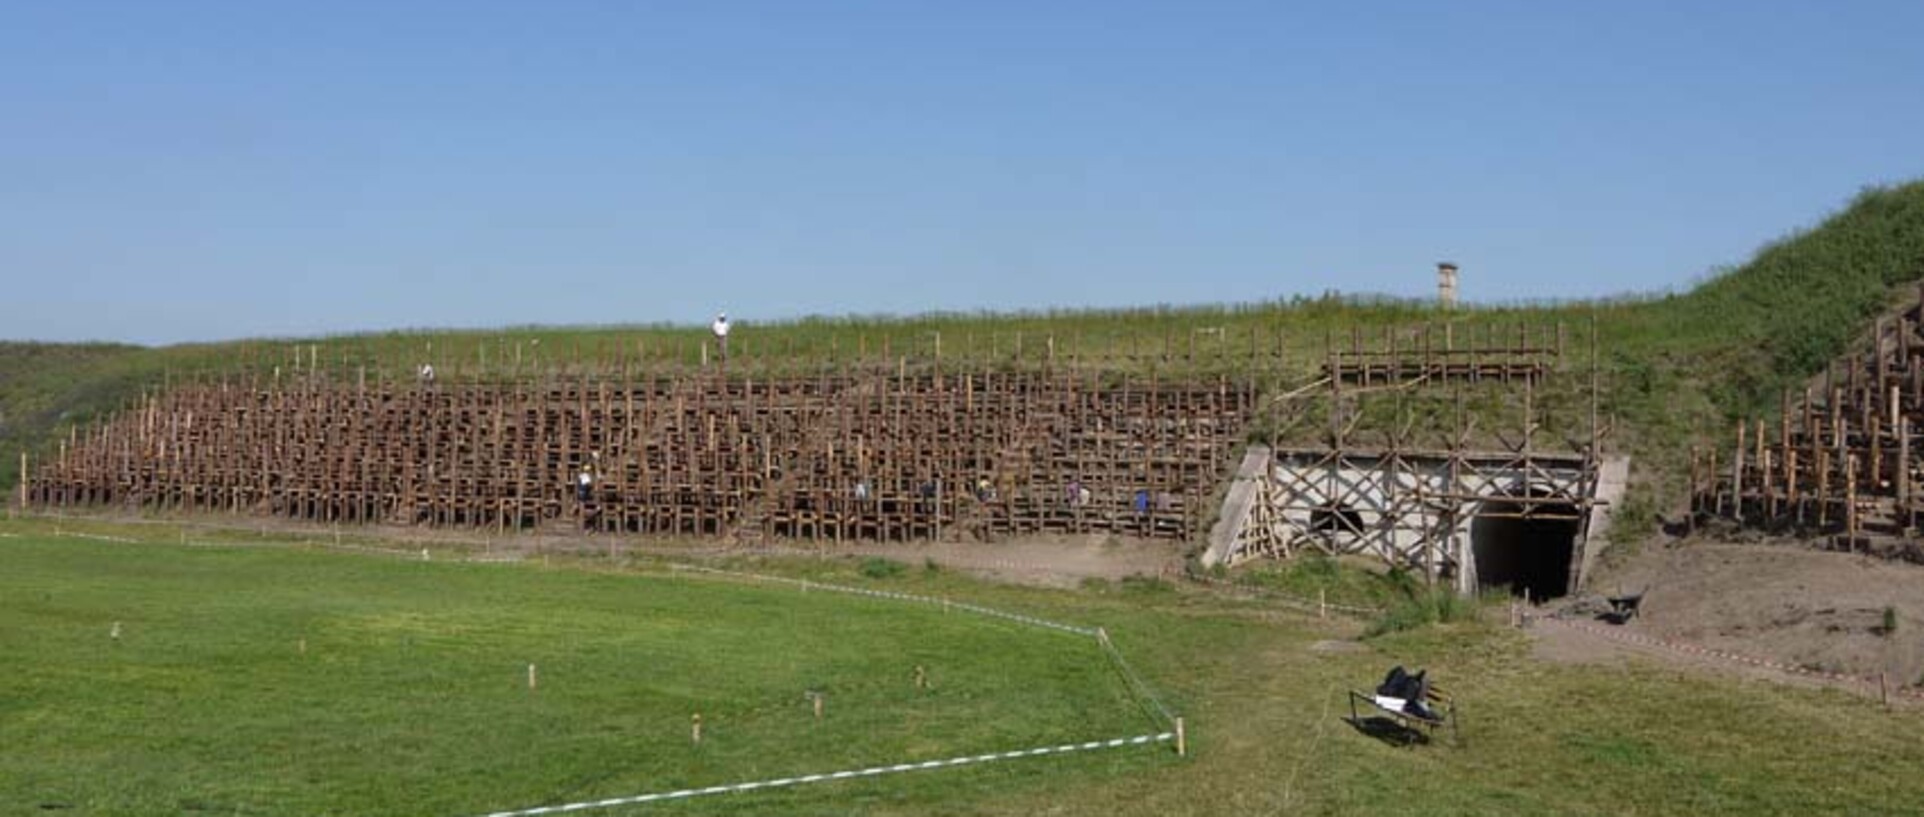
left=1175, top=716, right=1187, bottom=756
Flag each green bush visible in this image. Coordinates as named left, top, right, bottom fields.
left=1365, top=570, right=1483, bottom=637
left=859, top=556, right=906, bottom=579
left=1119, top=574, right=1173, bottom=595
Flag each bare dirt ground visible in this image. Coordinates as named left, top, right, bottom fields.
left=20, top=508, right=1185, bottom=588
left=825, top=536, right=1183, bottom=586
left=1539, top=538, right=1924, bottom=695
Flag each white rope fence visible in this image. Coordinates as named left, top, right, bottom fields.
left=1098, top=631, right=1179, bottom=728
left=476, top=732, right=1175, bottom=817
left=668, top=563, right=1102, bottom=637
left=12, top=513, right=520, bottom=564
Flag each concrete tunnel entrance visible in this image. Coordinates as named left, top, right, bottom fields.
left=1470, top=486, right=1582, bottom=600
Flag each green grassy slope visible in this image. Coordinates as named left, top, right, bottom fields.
left=6, top=180, right=1924, bottom=541
left=4, top=519, right=1922, bottom=816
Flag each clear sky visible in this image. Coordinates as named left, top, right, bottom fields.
left=3, top=1, right=1922, bottom=345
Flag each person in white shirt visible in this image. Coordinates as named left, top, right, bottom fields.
left=711, top=312, right=731, bottom=361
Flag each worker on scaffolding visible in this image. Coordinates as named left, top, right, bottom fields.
left=711, top=312, right=731, bottom=362
left=576, top=464, right=595, bottom=510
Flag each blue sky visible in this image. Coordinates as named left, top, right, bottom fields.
left=3, top=1, right=1922, bottom=345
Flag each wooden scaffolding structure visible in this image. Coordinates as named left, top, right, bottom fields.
left=1225, top=321, right=1607, bottom=592
left=25, top=366, right=1254, bottom=543
left=1692, top=287, right=1924, bottom=561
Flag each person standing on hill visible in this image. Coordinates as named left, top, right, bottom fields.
left=711, top=312, right=731, bottom=362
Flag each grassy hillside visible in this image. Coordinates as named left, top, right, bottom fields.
left=6, top=180, right=1924, bottom=543
left=5, top=518, right=1922, bottom=816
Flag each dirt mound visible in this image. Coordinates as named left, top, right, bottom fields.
left=1583, top=540, right=1924, bottom=687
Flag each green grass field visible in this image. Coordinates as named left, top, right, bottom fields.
left=7, top=519, right=1924, bottom=816
left=0, top=527, right=1155, bottom=816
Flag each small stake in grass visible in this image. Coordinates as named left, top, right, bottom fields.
left=914, top=665, right=928, bottom=691
left=1175, top=716, right=1187, bottom=757
left=528, top=663, right=538, bottom=692
left=691, top=713, right=703, bottom=744
left=298, top=638, right=307, bottom=656
left=1319, top=588, right=1327, bottom=619
left=110, top=621, right=121, bottom=641
left=806, top=690, right=823, bottom=720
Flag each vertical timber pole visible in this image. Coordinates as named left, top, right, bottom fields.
left=1733, top=423, right=1746, bottom=523
left=1175, top=716, right=1187, bottom=756
left=1902, top=417, right=1913, bottom=532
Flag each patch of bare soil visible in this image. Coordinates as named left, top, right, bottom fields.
left=832, top=535, right=1184, bottom=587
left=1556, top=539, right=1924, bottom=692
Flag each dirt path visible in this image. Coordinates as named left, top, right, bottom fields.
left=828, top=536, right=1182, bottom=586
left=15, top=508, right=1185, bottom=588
left=1527, top=616, right=1912, bottom=701
left=1537, top=539, right=1924, bottom=701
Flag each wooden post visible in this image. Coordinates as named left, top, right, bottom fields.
left=812, top=692, right=824, bottom=720
left=1732, top=422, right=1747, bottom=523
left=528, top=663, right=538, bottom=691
left=1318, top=588, right=1327, bottom=619
left=692, top=713, right=703, bottom=744
left=1902, top=418, right=1913, bottom=527
left=110, top=621, right=121, bottom=641
left=914, top=664, right=928, bottom=691
left=1881, top=671, right=1890, bottom=708
left=1175, top=716, right=1187, bottom=756
left=299, top=638, right=307, bottom=655
left=1847, top=454, right=1859, bottom=550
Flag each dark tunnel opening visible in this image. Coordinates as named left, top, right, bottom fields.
left=1470, top=487, right=1581, bottom=600
left=1310, top=504, right=1365, bottom=536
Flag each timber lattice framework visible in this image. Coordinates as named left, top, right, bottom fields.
left=1692, top=287, right=1924, bottom=563
left=24, top=367, right=1253, bottom=543
left=1208, top=319, right=1617, bottom=595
